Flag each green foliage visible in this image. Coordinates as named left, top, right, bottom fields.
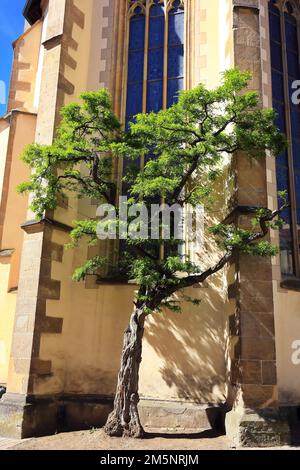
left=19, top=69, right=287, bottom=312
left=18, top=89, right=122, bottom=218
left=68, top=220, right=98, bottom=248
left=72, top=256, right=106, bottom=282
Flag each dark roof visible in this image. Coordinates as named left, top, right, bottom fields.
left=23, top=0, right=42, bottom=25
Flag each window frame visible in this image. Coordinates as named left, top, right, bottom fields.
left=121, top=0, right=185, bottom=172
left=269, top=0, right=300, bottom=278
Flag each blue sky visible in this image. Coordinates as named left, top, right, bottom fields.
left=0, top=0, right=25, bottom=116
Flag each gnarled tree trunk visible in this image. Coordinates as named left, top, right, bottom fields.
left=104, top=306, right=146, bottom=438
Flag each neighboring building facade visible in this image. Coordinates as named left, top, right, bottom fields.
left=0, top=0, right=299, bottom=446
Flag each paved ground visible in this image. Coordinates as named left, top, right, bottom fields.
left=7, top=429, right=230, bottom=451
left=3, top=429, right=299, bottom=451
left=0, top=438, right=22, bottom=450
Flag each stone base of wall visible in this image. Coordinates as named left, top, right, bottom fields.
left=0, top=393, right=113, bottom=439
left=139, top=399, right=224, bottom=434
left=225, top=406, right=296, bottom=448
left=0, top=393, right=62, bottom=439
left=0, top=393, right=224, bottom=439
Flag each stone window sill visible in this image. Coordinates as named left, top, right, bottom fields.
left=280, top=277, right=300, bottom=292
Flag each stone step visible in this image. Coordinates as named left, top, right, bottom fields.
left=139, top=400, right=224, bottom=434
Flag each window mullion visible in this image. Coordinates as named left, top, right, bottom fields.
left=141, top=2, right=150, bottom=171
left=280, top=7, right=300, bottom=277
left=143, top=2, right=150, bottom=115
left=163, top=1, right=168, bottom=110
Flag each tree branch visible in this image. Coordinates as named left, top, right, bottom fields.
left=148, top=201, right=289, bottom=309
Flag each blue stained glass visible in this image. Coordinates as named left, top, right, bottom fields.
left=271, top=71, right=284, bottom=102
left=147, top=3, right=165, bottom=113
left=293, top=141, right=300, bottom=172
left=269, top=1, right=280, bottom=15
left=270, top=41, right=283, bottom=71
left=294, top=172, right=300, bottom=221
left=287, top=50, right=299, bottom=78
left=148, top=17, right=165, bottom=48
left=172, top=0, right=182, bottom=9
left=150, top=1, right=164, bottom=17
left=167, top=78, right=184, bottom=107
left=291, top=110, right=300, bottom=140
left=269, top=0, right=297, bottom=275
left=285, top=17, right=298, bottom=52
left=167, top=4, right=184, bottom=107
left=277, top=165, right=289, bottom=191
left=127, top=50, right=145, bottom=83
left=126, top=83, right=143, bottom=120
left=124, top=11, right=146, bottom=194
left=280, top=207, right=292, bottom=225
left=129, top=16, right=146, bottom=50
left=126, top=11, right=145, bottom=121
left=168, top=11, right=185, bottom=46
left=168, top=45, right=184, bottom=78
left=273, top=101, right=286, bottom=131
left=269, top=8, right=300, bottom=272
left=269, top=10, right=281, bottom=42
left=147, top=80, right=163, bottom=112
left=277, top=164, right=291, bottom=225
left=148, top=48, right=164, bottom=80
left=277, top=150, right=288, bottom=167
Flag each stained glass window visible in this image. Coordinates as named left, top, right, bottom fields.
left=269, top=0, right=300, bottom=277
left=125, top=0, right=185, bottom=160
left=167, top=0, right=185, bottom=107
left=121, top=0, right=185, bottom=259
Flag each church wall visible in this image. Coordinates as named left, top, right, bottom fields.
left=0, top=120, right=10, bottom=204
left=0, top=266, right=16, bottom=385
left=7, top=21, right=42, bottom=114
left=0, top=111, right=37, bottom=385
left=0, top=0, right=298, bottom=442
left=6, top=0, right=299, bottom=440
left=31, top=0, right=234, bottom=416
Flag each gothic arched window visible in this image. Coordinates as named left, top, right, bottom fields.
left=126, top=5, right=146, bottom=126
left=167, top=0, right=185, bottom=107
left=125, top=0, right=185, bottom=128
left=269, top=0, right=300, bottom=277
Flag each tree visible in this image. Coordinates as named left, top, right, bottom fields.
left=19, top=69, right=287, bottom=438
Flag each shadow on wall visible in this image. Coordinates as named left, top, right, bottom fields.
left=140, top=172, right=232, bottom=405
left=142, top=272, right=228, bottom=404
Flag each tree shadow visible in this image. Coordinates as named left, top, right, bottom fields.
left=141, top=270, right=230, bottom=405
left=139, top=176, right=233, bottom=435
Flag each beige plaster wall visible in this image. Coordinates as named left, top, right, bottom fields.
left=0, top=10, right=40, bottom=386
left=0, top=112, right=36, bottom=385
left=274, top=287, right=300, bottom=405
left=7, top=21, right=42, bottom=113
left=0, top=263, right=17, bottom=384
left=0, top=121, right=10, bottom=200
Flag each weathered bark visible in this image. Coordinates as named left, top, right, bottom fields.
left=104, top=306, right=146, bottom=438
